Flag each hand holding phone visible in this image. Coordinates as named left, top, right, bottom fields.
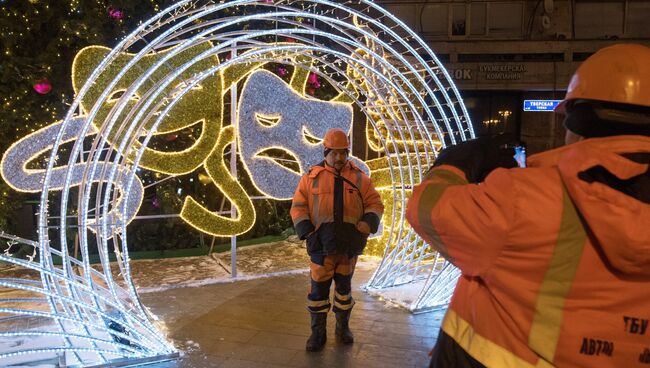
left=513, top=145, right=527, bottom=168
left=500, top=143, right=527, bottom=168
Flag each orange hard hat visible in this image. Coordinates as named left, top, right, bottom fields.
left=555, top=44, right=650, bottom=113
left=323, top=128, right=350, bottom=150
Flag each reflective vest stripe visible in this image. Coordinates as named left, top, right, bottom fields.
left=335, top=291, right=352, bottom=301
left=307, top=299, right=330, bottom=308
left=334, top=299, right=354, bottom=311
left=292, top=215, right=310, bottom=225
left=528, top=186, right=587, bottom=363
left=355, top=170, right=362, bottom=191
left=443, top=310, right=554, bottom=368
left=416, top=168, right=468, bottom=260
left=311, top=176, right=320, bottom=225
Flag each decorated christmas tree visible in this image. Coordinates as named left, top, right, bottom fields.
left=0, top=1, right=299, bottom=251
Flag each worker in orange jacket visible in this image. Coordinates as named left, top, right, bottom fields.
left=291, top=128, right=384, bottom=352
left=406, top=43, right=650, bottom=367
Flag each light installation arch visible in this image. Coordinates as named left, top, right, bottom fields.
left=0, top=1, right=473, bottom=365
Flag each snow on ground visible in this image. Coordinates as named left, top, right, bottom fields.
left=0, top=236, right=383, bottom=295
left=131, top=236, right=381, bottom=293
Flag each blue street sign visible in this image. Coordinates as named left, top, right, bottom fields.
left=523, top=100, right=562, bottom=112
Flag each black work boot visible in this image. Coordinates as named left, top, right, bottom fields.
left=306, top=312, right=327, bottom=351
left=335, top=309, right=354, bottom=344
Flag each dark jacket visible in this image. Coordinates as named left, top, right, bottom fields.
left=291, top=160, right=384, bottom=256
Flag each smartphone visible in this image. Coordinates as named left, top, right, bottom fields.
left=500, top=143, right=527, bottom=168
left=513, top=145, right=527, bottom=168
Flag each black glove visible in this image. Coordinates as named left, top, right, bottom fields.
left=295, top=220, right=315, bottom=240
left=431, top=135, right=519, bottom=183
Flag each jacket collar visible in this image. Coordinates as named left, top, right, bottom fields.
left=308, top=160, right=360, bottom=178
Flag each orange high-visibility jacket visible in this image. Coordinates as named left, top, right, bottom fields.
left=406, top=136, right=650, bottom=367
left=291, top=160, right=383, bottom=255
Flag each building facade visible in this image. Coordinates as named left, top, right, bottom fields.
left=376, top=0, right=650, bottom=153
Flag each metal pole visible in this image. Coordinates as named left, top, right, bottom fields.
left=230, top=45, right=238, bottom=278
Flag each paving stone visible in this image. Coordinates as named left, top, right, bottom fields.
left=247, top=330, right=307, bottom=350
left=356, top=343, right=431, bottom=367
left=178, top=353, right=227, bottom=367
left=226, top=343, right=300, bottom=365
left=353, top=330, right=426, bottom=350
left=370, top=320, right=440, bottom=338
left=287, top=343, right=361, bottom=368
left=219, top=357, right=288, bottom=368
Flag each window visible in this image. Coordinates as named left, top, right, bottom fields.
left=488, top=3, right=523, bottom=36
left=626, top=1, right=650, bottom=38
left=451, top=4, right=467, bottom=35
left=575, top=2, right=624, bottom=39
left=383, top=5, right=418, bottom=36
left=421, top=4, right=449, bottom=35
left=572, top=52, right=594, bottom=62
left=470, top=3, right=488, bottom=35
left=416, top=1, right=524, bottom=38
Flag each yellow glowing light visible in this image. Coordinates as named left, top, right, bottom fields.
left=180, top=126, right=255, bottom=237
left=72, top=44, right=224, bottom=175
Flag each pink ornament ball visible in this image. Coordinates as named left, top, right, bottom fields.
left=308, top=72, right=319, bottom=85
left=308, top=73, right=321, bottom=89
left=33, top=79, right=52, bottom=95
left=107, top=7, right=124, bottom=19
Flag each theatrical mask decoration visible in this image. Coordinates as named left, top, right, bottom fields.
left=237, top=69, right=370, bottom=200
left=1, top=117, right=142, bottom=231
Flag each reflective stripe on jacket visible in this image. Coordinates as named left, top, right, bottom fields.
left=406, top=135, right=650, bottom=367
left=291, top=160, right=383, bottom=255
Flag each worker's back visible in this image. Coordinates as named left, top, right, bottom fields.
left=411, top=135, right=650, bottom=367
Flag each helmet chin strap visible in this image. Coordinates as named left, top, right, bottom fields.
left=596, top=108, right=650, bottom=126
left=564, top=101, right=650, bottom=138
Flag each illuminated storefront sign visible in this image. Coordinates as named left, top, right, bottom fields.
left=523, top=99, right=562, bottom=111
